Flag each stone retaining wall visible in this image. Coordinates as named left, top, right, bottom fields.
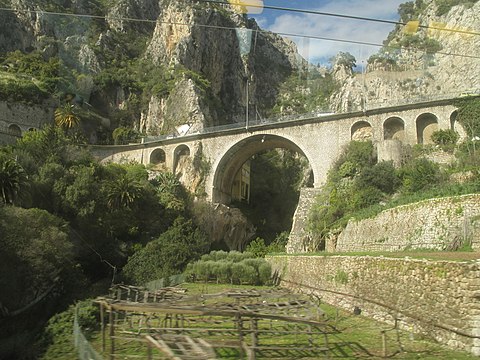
left=334, top=194, right=480, bottom=252
left=267, top=255, right=480, bottom=355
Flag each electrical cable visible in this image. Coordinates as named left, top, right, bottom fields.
left=200, top=0, right=480, bottom=37
left=0, top=6, right=479, bottom=60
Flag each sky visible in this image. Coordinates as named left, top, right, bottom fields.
left=250, top=0, right=406, bottom=66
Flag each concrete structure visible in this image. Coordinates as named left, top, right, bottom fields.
left=90, top=99, right=463, bottom=204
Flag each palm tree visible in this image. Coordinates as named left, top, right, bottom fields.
left=104, top=175, right=143, bottom=210
left=54, top=104, right=80, bottom=130
left=0, top=158, right=27, bottom=205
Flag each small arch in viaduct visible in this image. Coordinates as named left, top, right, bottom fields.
left=449, top=110, right=467, bottom=141
left=150, top=148, right=166, bottom=168
left=173, top=144, right=191, bottom=174
left=416, top=113, right=438, bottom=144
left=450, top=110, right=458, bottom=130
left=351, top=121, right=373, bottom=141
left=211, top=134, right=313, bottom=204
left=383, top=117, right=405, bottom=141
left=8, top=124, right=22, bottom=136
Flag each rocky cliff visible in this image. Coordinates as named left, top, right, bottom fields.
left=330, top=0, right=480, bottom=112
left=0, top=0, right=306, bottom=137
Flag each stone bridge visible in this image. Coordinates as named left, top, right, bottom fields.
left=90, top=98, right=463, bottom=204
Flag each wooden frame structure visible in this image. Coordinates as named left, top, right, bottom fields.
left=94, top=285, right=361, bottom=359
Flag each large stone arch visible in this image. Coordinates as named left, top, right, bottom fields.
left=383, top=116, right=405, bottom=141
left=416, top=113, right=438, bottom=144
left=351, top=121, right=373, bottom=141
left=211, top=134, right=313, bottom=204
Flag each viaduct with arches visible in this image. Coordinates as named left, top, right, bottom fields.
left=90, top=98, right=464, bottom=205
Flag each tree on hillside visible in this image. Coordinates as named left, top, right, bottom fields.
left=104, top=174, right=143, bottom=209
left=122, top=217, right=210, bottom=285
left=332, top=52, right=356, bottom=71
left=54, top=104, right=81, bottom=130
left=0, top=156, right=27, bottom=205
left=0, top=206, right=84, bottom=312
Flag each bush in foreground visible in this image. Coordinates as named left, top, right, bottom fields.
left=184, top=251, right=272, bottom=286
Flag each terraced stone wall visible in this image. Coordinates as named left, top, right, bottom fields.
left=267, top=255, right=480, bottom=355
left=334, top=194, right=480, bottom=252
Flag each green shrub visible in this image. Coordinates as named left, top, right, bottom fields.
left=246, top=237, right=268, bottom=257
left=258, top=262, right=273, bottom=284
left=399, top=158, right=443, bottom=193
left=112, top=126, right=140, bottom=145
left=350, top=186, right=385, bottom=209
left=184, top=250, right=272, bottom=285
left=122, top=218, right=210, bottom=285
left=431, top=129, right=459, bottom=146
left=226, top=250, right=252, bottom=263
left=216, top=260, right=233, bottom=283
left=267, top=231, right=289, bottom=253
left=356, top=161, right=401, bottom=194
left=232, top=262, right=256, bottom=285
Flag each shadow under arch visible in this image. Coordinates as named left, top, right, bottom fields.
left=8, top=124, right=22, bottom=136
left=150, top=148, right=166, bottom=167
left=449, top=109, right=467, bottom=141
left=212, top=134, right=313, bottom=204
left=351, top=120, right=373, bottom=141
left=173, top=144, right=191, bottom=174
left=383, top=116, right=405, bottom=141
left=416, top=112, right=439, bottom=144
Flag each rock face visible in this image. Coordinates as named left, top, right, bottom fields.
left=331, top=0, right=480, bottom=112
left=194, top=202, right=256, bottom=251
left=0, top=0, right=306, bottom=136
left=143, top=0, right=306, bottom=129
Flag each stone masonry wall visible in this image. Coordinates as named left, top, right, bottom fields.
left=334, top=194, right=480, bottom=252
left=0, top=101, right=54, bottom=130
left=267, top=255, right=480, bottom=355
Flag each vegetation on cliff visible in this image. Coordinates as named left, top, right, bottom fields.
left=308, top=98, right=480, bottom=246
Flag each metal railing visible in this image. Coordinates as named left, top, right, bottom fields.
left=141, top=92, right=469, bottom=145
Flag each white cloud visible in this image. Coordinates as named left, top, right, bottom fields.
left=263, top=0, right=405, bottom=65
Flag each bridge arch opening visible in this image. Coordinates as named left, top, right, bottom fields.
left=150, top=149, right=166, bottom=168
left=450, top=110, right=458, bottom=130
left=383, top=117, right=405, bottom=141
left=173, top=144, right=191, bottom=174
left=212, top=134, right=313, bottom=205
left=351, top=121, right=373, bottom=141
left=450, top=110, right=467, bottom=141
left=212, top=134, right=314, bottom=243
left=416, top=113, right=438, bottom=144
left=8, top=124, right=21, bottom=136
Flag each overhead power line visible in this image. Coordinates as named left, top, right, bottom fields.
left=0, top=6, right=479, bottom=60
left=201, top=0, right=480, bottom=37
